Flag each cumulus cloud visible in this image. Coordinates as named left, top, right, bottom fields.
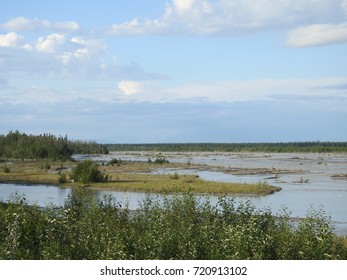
left=0, top=32, right=22, bottom=47
left=70, top=37, right=107, bottom=57
left=107, top=0, right=347, bottom=47
left=286, top=23, right=347, bottom=47
left=0, top=31, right=161, bottom=81
left=109, top=0, right=346, bottom=36
left=57, top=37, right=107, bottom=66
left=35, top=33, right=65, bottom=52
left=0, top=32, right=66, bottom=53
left=0, top=17, right=80, bottom=32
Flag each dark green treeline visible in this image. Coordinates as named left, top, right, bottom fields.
left=0, top=131, right=108, bottom=160
left=107, top=142, right=347, bottom=153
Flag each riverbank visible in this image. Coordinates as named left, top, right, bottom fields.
left=0, top=159, right=281, bottom=195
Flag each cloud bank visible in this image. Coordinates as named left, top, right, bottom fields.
left=0, top=17, right=80, bottom=32
left=286, top=23, right=347, bottom=47
left=107, top=0, right=347, bottom=47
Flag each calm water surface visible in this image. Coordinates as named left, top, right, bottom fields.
left=1, top=152, right=346, bottom=234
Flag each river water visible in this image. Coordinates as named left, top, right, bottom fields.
left=1, top=152, right=346, bottom=235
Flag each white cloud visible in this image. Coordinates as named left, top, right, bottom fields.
left=286, top=23, right=347, bottom=47
left=172, top=0, right=196, bottom=14
left=116, top=77, right=347, bottom=103
left=168, top=78, right=347, bottom=103
left=0, top=32, right=22, bottom=47
left=109, top=0, right=345, bottom=36
left=35, top=33, right=65, bottom=53
left=70, top=37, right=107, bottom=58
left=0, top=17, right=80, bottom=32
left=118, top=80, right=143, bottom=95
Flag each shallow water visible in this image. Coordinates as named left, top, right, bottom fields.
left=1, top=152, right=347, bottom=234
left=73, top=151, right=347, bottom=234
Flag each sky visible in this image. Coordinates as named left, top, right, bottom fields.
left=1, top=0, right=347, bottom=143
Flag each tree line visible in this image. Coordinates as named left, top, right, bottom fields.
left=1, top=131, right=346, bottom=160
left=107, top=142, right=347, bottom=153
left=0, top=131, right=108, bottom=160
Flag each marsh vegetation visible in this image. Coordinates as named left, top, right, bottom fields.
left=0, top=189, right=346, bottom=260
left=0, top=159, right=280, bottom=195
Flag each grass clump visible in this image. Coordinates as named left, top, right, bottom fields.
left=0, top=190, right=346, bottom=260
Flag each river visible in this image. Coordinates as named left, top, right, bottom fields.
left=1, top=152, right=346, bottom=235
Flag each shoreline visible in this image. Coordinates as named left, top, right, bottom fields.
left=0, top=159, right=281, bottom=196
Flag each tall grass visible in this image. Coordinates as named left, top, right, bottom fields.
left=0, top=189, right=346, bottom=260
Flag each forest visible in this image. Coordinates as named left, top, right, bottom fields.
left=0, top=131, right=108, bottom=160
left=1, top=131, right=346, bottom=159
left=107, top=141, right=347, bottom=153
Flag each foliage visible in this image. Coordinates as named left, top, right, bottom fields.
left=154, top=157, right=169, bottom=164
left=107, top=142, right=347, bottom=153
left=71, top=160, right=109, bottom=184
left=58, top=172, right=68, bottom=184
left=40, top=162, right=51, bottom=170
left=0, top=130, right=108, bottom=160
left=2, top=165, right=10, bottom=173
left=108, top=158, right=122, bottom=165
left=0, top=190, right=346, bottom=260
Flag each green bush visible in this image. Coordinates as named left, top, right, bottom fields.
left=2, top=165, right=11, bottom=173
left=40, top=162, right=51, bottom=170
left=58, top=172, right=67, bottom=183
left=0, top=191, right=346, bottom=260
left=154, top=157, right=169, bottom=164
left=71, top=160, right=108, bottom=184
left=108, top=158, right=122, bottom=165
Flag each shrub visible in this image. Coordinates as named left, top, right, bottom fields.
left=170, top=173, right=180, bottom=180
left=2, top=165, right=11, bottom=173
left=71, top=160, right=108, bottom=184
left=108, top=158, right=122, bottom=165
left=58, top=172, right=67, bottom=184
left=40, top=162, right=51, bottom=170
left=154, top=157, right=169, bottom=164
left=0, top=191, right=346, bottom=260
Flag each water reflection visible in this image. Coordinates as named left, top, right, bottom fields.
left=0, top=183, right=71, bottom=207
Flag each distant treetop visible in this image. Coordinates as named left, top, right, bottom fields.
left=106, top=142, right=347, bottom=153
left=0, top=130, right=108, bottom=160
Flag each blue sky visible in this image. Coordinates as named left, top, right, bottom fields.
left=1, top=0, right=347, bottom=143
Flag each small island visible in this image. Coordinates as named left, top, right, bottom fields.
left=0, top=131, right=280, bottom=195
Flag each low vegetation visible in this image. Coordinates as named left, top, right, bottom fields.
left=0, top=189, right=346, bottom=260
left=0, top=160, right=280, bottom=195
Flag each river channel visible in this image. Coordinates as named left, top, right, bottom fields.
left=1, top=152, right=346, bottom=235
